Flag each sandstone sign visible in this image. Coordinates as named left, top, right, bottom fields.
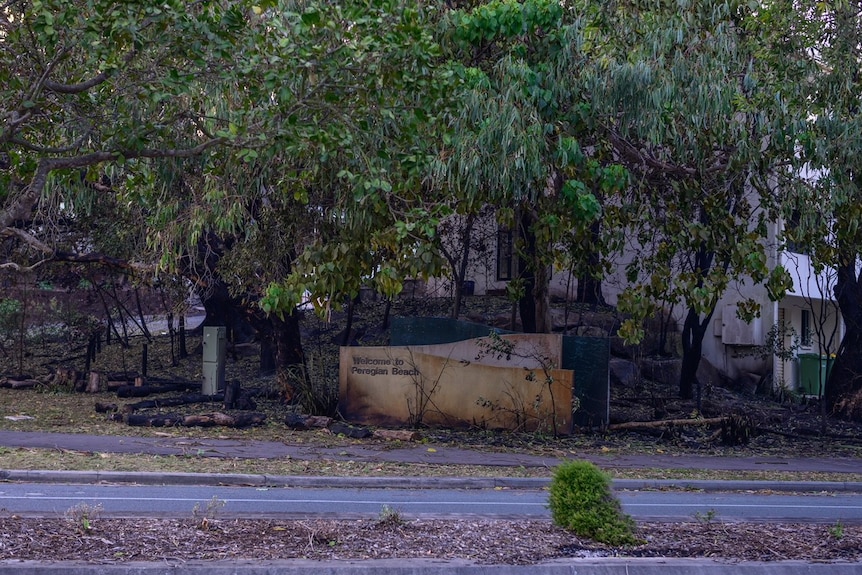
left=339, top=334, right=574, bottom=434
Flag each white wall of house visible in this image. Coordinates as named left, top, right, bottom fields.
left=773, top=250, right=844, bottom=393
left=772, top=297, right=841, bottom=391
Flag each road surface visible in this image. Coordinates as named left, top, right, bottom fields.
left=0, top=483, right=860, bottom=523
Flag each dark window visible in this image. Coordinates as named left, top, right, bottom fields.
left=496, top=229, right=514, bottom=281
left=785, top=209, right=813, bottom=255
left=801, top=309, right=812, bottom=347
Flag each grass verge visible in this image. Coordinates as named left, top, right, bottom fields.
left=1, top=446, right=861, bottom=483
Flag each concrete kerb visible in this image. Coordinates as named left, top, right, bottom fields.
left=2, top=559, right=862, bottom=575
left=3, top=469, right=862, bottom=493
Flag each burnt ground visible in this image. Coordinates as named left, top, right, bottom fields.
left=3, top=288, right=862, bottom=458
left=5, top=289, right=862, bottom=457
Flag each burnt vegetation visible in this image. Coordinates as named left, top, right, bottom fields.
left=0, top=272, right=861, bottom=458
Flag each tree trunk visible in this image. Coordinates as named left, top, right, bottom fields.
left=576, top=274, right=606, bottom=306
left=516, top=209, right=552, bottom=334
left=575, top=274, right=599, bottom=305
left=450, top=213, right=476, bottom=320
left=134, top=287, right=152, bottom=341
left=54, top=366, right=79, bottom=389
left=679, top=235, right=720, bottom=402
left=828, top=327, right=862, bottom=419
left=517, top=210, right=538, bottom=333
left=533, top=261, right=552, bottom=333
left=575, top=220, right=606, bottom=306
left=381, top=297, right=392, bottom=331
left=178, top=315, right=188, bottom=359
left=827, top=260, right=862, bottom=419
left=679, top=306, right=712, bottom=402
left=259, top=336, right=276, bottom=376
left=343, top=297, right=355, bottom=346
left=224, top=379, right=240, bottom=409
left=198, top=279, right=256, bottom=343
left=167, top=312, right=176, bottom=366
left=273, top=311, right=305, bottom=403
left=86, top=371, right=105, bottom=393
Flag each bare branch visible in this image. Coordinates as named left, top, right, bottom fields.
left=0, top=138, right=227, bottom=231
left=43, top=71, right=111, bottom=94
left=0, top=110, right=33, bottom=144
left=133, top=138, right=227, bottom=159
left=0, top=258, right=51, bottom=272
left=51, top=251, right=154, bottom=274
left=0, top=0, right=24, bottom=11
left=1, top=226, right=52, bottom=255
left=1, top=228, right=153, bottom=274
left=9, top=130, right=92, bottom=154
left=608, top=128, right=734, bottom=180
left=41, top=49, right=138, bottom=95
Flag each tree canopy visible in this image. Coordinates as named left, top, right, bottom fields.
left=581, top=0, right=794, bottom=399
left=1, top=0, right=247, bottom=270
left=5, top=0, right=862, bottom=416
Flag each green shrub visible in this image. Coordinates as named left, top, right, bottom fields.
left=548, top=460, right=639, bottom=546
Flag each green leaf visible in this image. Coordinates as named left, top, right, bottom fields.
left=301, top=11, right=320, bottom=26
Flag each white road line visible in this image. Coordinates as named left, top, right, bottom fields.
left=623, top=503, right=862, bottom=509
left=0, top=495, right=546, bottom=507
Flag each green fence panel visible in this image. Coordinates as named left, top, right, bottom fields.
left=390, top=317, right=511, bottom=346
left=562, top=336, right=610, bottom=428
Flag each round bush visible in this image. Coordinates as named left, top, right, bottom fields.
left=548, top=460, right=639, bottom=546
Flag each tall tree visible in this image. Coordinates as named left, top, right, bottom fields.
left=588, top=0, right=792, bottom=400
left=2, top=0, right=451, bottom=403
left=434, top=0, right=617, bottom=333
left=142, top=0, right=452, bottom=400
left=763, top=1, right=862, bottom=419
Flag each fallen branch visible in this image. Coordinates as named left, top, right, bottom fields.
left=373, top=429, right=421, bottom=442
left=285, top=413, right=333, bottom=430
left=4, top=378, right=39, bottom=389
left=95, top=401, right=118, bottom=413
left=116, top=382, right=198, bottom=398
left=181, top=412, right=266, bottom=428
left=608, top=417, right=726, bottom=431
left=124, top=413, right=184, bottom=427
left=122, top=393, right=224, bottom=413
left=123, top=411, right=266, bottom=428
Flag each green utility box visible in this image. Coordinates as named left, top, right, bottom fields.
left=202, top=326, right=226, bottom=395
left=797, top=353, right=832, bottom=397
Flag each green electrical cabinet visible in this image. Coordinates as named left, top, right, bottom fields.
left=797, top=353, right=832, bottom=397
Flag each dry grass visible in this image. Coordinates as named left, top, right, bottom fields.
left=0, top=442, right=861, bottom=483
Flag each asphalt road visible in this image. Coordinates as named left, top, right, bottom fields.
left=1, top=482, right=861, bottom=523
